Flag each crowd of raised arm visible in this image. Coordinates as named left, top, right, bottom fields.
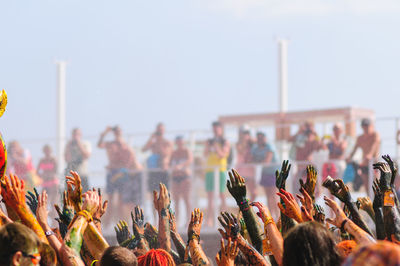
left=1, top=151, right=400, bottom=266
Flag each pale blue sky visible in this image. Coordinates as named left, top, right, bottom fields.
left=1, top=0, right=400, bottom=143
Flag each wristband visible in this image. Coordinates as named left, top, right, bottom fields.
left=187, top=233, right=200, bottom=244
left=340, top=219, right=349, bottom=232
left=264, top=217, right=275, bottom=227
left=239, top=199, right=250, bottom=212
left=45, top=230, right=55, bottom=237
left=77, top=210, right=93, bottom=223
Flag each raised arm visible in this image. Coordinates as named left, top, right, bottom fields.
left=170, top=210, right=188, bottom=262
left=1, top=174, right=47, bottom=242
left=373, top=161, right=400, bottom=242
left=97, top=127, right=111, bottom=149
left=327, top=178, right=372, bottom=236
left=251, top=202, right=283, bottom=265
left=82, top=189, right=109, bottom=261
left=187, top=208, right=210, bottom=266
left=275, top=160, right=296, bottom=234
left=372, top=178, right=385, bottom=240
left=227, top=169, right=263, bottom=252
left=218, top=212, right=270, bottom=266
left=131, top=205, right=150, bottom=252
left=154, top=183, right=172, bottom=252
left=324, top=196, right=375, bottom=245
left=61, top=191, right=99, bottom=266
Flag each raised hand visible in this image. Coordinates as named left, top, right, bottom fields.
left=26, top=187, right=39, bottom=215
left=296, top=187, right=314, bottom=216
left=373, top=162, right=392, bottom=191
left=357, top=197, right=374, bottom=218
left=218, top=212, right=240, bottom=240
left=2, top=174, right=26, bottom=208
left=313, top=204, right=325, bottom=224
left=187, top=208, right=203, bottom=241
left=216, top=238, right=239, bottom=266
left=324, top=196, right=347, bottom=228
left=277, top=189, right=303, bottom=223
left=372, top=179, right=383, bottom=209
left=93, top=188, right=108, bottom=221
left=66, top=171, right=83, bottom=212
left=299, top=165, right=317, bottom=200
left=275, top=160, right=291, bottom=190
left=131, top=205, right=145, bottom=239
left=330, top=179, right=352, bottom=203
left=36, top=190, right=49, bottom=229
left=153, top=183, right=170, bottom=214
left=382, top=154, right=397, bottom=186
left=227, top=169, right=247, bottom=203
left=54, top=191, right=75, bottom=237
left=250, top=202, right=272, bottom=223
left=144, top=223, right=159, bottom=249
left=114, top=220, right=132, bottom=245
left=82, top=190, right=99, bottom=215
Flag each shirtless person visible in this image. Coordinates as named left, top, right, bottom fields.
left=65, top=128, right=91, bottom=192
left=170, top=136, right=193, bottom=226
left=290, top=122, right=324, bottom=192
left=142, top=123, right=172, bottom=192
left=347, top=118, right=380, bottom=192
left=323, top=124, right=347, bottom=180
left=98, top=126, right=142, bottom=223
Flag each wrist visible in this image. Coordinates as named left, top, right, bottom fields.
left=238, top=198, right=250, bottom=212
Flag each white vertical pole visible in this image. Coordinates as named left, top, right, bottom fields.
left=56, top=61, right=67, bottom=177
left=277, top=39, right=289, bottom=160
left=278, top=39, right=288, bottom=113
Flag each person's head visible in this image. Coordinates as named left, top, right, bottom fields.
left=8, top=141, right=22, bottom=157
left=333, top=123, right=343, bottom=138
left=239, top=127, right=251, bottom=143
left=343, top=241, right=400, bottom=266
left=100, top=246, right=137, bottom=266
left=113, top=126, right=122, bottom=138
left=336, top=240, right=357, bottom=258
left=175, top=136, right=184, bottom=149
left=0, top=223, right=41, bottom=266
left=42, top=145, right=52, bottom=157
left=256, top=132, right=266, bottom=145
left=138, top=249, right=175, bottom=266
left=72, top=128, right=81, bottom=141
left=155, top=123, right=165, bottom=137
left=38, top=242, right=57, bottom=266
left=282, top=221, right=342, bottom=266
left=361, top=118, right=373, bottom=134
left=212, top=121, right=223, bottom=137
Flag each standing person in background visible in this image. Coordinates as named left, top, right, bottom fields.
left=236, top=127, right=256, bottom=201
left=251, top=132, right=278, bottom=218
left=7, top=141, right=40, bottom=190
left=64, top=128, right=91, bottom=192
left=170, top=136, right=193, bottom=227
left=346, top=118, right=381, bottom=192
left=290, top=121, right=324, bottom=193
left=323, top=124, right=347, bottom=180
left=204, top=121, right=230, bottom=227
left=98, top=126, right=141, bottom=223
left=37, top=145, right=58, bottom=206
left=142, top=123, right=172, bottom=191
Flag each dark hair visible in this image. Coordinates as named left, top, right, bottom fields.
left=100, top=246, right=138, bottom=266
left=39, top=242, right=57, bottom=266
left=212, top=121, right=222, bottom=127
left=282, top=221, right=342, bottom=266
left=0, top=223, right=40, bottom=265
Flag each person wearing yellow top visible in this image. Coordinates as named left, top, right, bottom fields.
left=204, top=121, right=230, bottom=227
